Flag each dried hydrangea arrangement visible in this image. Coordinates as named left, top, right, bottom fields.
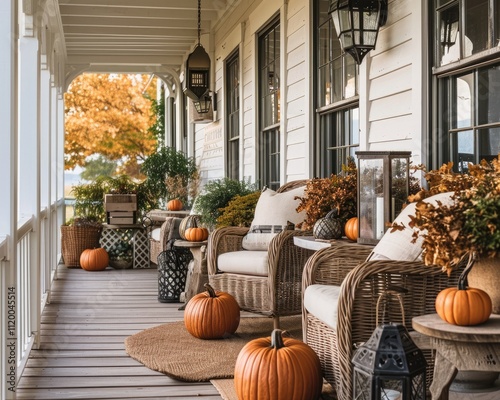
left=400, top=155, right=500, bottom=273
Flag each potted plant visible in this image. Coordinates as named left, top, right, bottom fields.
left=295, top=159, right=358, bottom=232
left=140, top=147, right=199, bottom=209
left=402, top=155, right=500, bottom=312
left=194, top=178, right=257, bottom=230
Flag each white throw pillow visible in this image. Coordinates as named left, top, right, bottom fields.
left=242, top=186, right=306, bottom=251
left=368, top=192, right=455, bottom=261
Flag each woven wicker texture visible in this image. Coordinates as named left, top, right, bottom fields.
left=149, top=217, right=182, bottom=265
left=302, top=244, right=464, bottom=400
left=207, top=180, right=313, bottom=328
left=60, top=225, right=102, bottom=267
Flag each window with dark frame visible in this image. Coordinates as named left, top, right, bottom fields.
left=258, top=17, right=281, bottom=190
left=226, top=50, right=240, bottom=180
left=314, top=0, right=359, bottom=178
left=433, top=0, right=500, bottom=171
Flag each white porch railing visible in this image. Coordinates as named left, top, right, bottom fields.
left=0, top=201, right=62, bottom=399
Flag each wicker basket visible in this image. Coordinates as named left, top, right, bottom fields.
left=61, top=225, right=103, bottom=267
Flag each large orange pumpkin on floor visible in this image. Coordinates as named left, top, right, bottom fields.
left=234, top=329, right=323, bottom=400
left=184, top=283, right=240, bottom=339
left=344, top=217, right=358, bottom=241
left=184, top=227, right=209, bottom=242
left=80, top=248, right=109, bottom=271
left=435, top=277, right=492, bottom=326
left=167, top=199, right=183, bottom=211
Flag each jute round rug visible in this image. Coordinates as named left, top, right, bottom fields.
left=124, top=315, right=302, bottom=382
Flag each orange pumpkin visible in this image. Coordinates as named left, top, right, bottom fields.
left=234, top=329, right=323, bottom=400
left=184, top=283, right=240, bottom=339
left=344, top=217, right=358, bottom=241
left=167, top=199, right=183, bottom=211
left=184, top=227, right=209, bottom=242
left=80, top=248, right=109, bottom=271
left=435, top=278, right=492, bottom=326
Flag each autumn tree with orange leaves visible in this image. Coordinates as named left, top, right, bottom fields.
left=64, top=73, right=158, bottom=178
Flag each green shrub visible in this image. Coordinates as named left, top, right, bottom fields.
left=194, top=178, right=257, bottom=229
left=216, top=191, right=261, bottom=228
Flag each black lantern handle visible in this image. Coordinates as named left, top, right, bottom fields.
left=375, top=285, right=408, bottom=326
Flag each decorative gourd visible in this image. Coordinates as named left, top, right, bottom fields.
left=80, top=248, right=109, bottom=271
left=313, top=209, right=343, bottom=240
left=435, top=269, right=492, bottom=326
left=234, top=329, right=323, bottom=400
left=344, top=217, right=358, bottom=241
left=167, top=199, right=183, bottom=211
left=184, top=227, right=209, bottom=242
left=179, top=215, right=201, bottom=240
left=184, top=283, right=240, bottom=339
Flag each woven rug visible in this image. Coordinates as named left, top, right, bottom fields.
left=124, top=315, right=302, bottom=382
left=210, top=379, right=337, bottom=400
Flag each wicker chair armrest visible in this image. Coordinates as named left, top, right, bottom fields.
left=207, top=226, right=249, bottom=275
left=267, top=230, right=314, bottom=314
left=302, top=243, right=373, bottom=291
left=335, top=259, right=463, bottom=400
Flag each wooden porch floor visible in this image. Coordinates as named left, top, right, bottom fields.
left=16, top=264, right=222, bottom=399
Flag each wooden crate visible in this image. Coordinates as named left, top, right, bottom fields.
left=106, top=211, right=137, bottom=225
left=105, top=194, right=137, bottom=212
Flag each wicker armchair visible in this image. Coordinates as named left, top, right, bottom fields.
left=207, top=180, right=313, bottom=329
left=302, top=244, right=463, bottom=400
left=149, top=217, right=182, bottom=265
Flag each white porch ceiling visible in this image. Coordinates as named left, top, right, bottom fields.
left=57, top=0, right=230, bottom=85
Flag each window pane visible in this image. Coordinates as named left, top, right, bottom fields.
left=332, top=58, right=342, bottom=103
left=319, top=65, right=331, bottom=106
left=464, top=0, right=489, bottom=54
left=454, top=130, right=474, bottom=172
left=319, top=25, right=330, bottom=66
left=477, top=65, right=500, bottom=125
left=345, top=55, right=357, bottom=98
left=438, top=4, right=460, bottom=65
left=478, top=127, right=500, bottom=161
left=455, top=73, right=473, bottom=128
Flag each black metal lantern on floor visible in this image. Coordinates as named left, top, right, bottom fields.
left=184, top=0, right=211, bottom=109
left=328, top=0, right=388, bottom=64
left=352, top=322, right=427, bottom=400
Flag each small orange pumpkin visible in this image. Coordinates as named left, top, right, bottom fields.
left=234, top=329, right=323, bottom=400
left=167, top=199, right=183, bottom=211
left=435, top=273, right=492, bottom=326
left=184, top=227, right=209, bottom=242
left=344, top=217, right=358, bottom=241
left=80, top=248, right=109, bottom=271
left=184, top=283, right=240, bottom=339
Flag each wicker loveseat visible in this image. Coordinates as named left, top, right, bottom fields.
left=207, top=180, right=313, bottom=329
left=301, top=192, right=464, bottom=400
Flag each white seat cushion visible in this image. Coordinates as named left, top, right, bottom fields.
left=217, top=250, right=268, bottom=276
left=304, top=284, right=341, bottom=329
left=151, top=228, right=161, bottom=241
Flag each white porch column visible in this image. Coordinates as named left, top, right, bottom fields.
left=0, top=1, right=18, bottom=398
left=18, top=21, right=41, bottom=367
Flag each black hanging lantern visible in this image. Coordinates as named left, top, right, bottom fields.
left=193, top=93, right=212, bottom=114
left=184, top=0, right=211, bottom=101
left=329, top=0, right=388, bottom=64
left=352, top=322, right=427, bottom=400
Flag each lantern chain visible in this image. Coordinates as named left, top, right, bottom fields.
left=197, top=0, right=201, bottom=45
